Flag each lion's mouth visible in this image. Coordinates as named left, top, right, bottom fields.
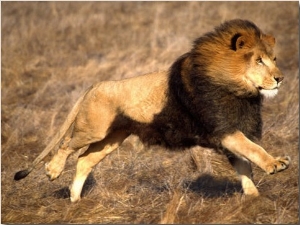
left=258, top=86, right=278, bottom=90
left=258, top=87, right=278, bottom=98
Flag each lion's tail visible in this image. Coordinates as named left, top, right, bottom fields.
left=14, top=86, right=93, bottom=181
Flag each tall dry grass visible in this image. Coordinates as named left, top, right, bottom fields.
left=1, top=2, right=298, bottom=224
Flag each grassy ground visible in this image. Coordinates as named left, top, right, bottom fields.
left=1, top=2, right=298, bottom=224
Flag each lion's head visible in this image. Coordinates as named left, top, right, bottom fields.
left=191, top=19, right=284, bottom=98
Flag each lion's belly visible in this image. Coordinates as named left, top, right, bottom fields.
left=136, top=123, right=207, bottom=149
left=110, top=101, right=212, bottom=150
left=129, top=106, right=261, bottom=150
left=110, top=102, right=261, bottom=151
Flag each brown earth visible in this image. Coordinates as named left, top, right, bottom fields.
left=1, top=2, right=299, bottom=224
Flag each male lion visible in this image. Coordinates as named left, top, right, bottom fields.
left=15, top=19, right=290, bottom=202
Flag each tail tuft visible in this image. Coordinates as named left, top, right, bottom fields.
left=14, top=169, right=30, bottom=180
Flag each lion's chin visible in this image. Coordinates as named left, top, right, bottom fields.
left=259, top=88, right=278, bottom=98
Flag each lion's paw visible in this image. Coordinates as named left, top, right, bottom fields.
left=266, top=156, right=291, bottom=175
left=240, top=175, right=260, bottom=197
left=45, top=160, right=65, bottom=181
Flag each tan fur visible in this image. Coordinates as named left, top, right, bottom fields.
left=16, top=20, right=290, bottom=202
left=221, top=131, right=290, bottom=196
left=221, top=131, right=290, bottom=174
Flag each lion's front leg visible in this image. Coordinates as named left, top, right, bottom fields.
left=221, top=131, right=291, bottom=175
left=226, top=153, right=259, bottom=196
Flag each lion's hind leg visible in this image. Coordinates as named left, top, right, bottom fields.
left=45, top=136, right=75, bottom=180
left=226, top=153, right=259, bottom=196
left=70, top=130, right=129, bottom=203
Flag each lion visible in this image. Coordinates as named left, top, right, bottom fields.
left=15, top=19, right=290, bottom=203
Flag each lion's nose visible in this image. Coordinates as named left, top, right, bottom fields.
left=275, top=76, right=284, bottom=84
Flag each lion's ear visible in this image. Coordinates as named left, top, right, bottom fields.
left=262, top=34, right=275, bottom=47
left=231, top=33, right=251, bottom=51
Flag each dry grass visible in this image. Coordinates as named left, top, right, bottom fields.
left=1, top=2, right=298, bottom=224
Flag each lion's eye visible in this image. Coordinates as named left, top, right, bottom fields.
left=273, top=57, right=277, bottom=62
left=256, top=57, right=264, bottom=65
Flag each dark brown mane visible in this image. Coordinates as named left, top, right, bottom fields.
left=183, top=19, right=274, bottom=96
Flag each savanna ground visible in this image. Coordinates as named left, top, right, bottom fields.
left=1, top=2, right=299, bottom=224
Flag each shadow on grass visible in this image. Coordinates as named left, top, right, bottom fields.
left=183, top=173, right=242, bottom=198
left=52, top=173, right=242, bottom=199
left=52, top=172, right=97, bottom=199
